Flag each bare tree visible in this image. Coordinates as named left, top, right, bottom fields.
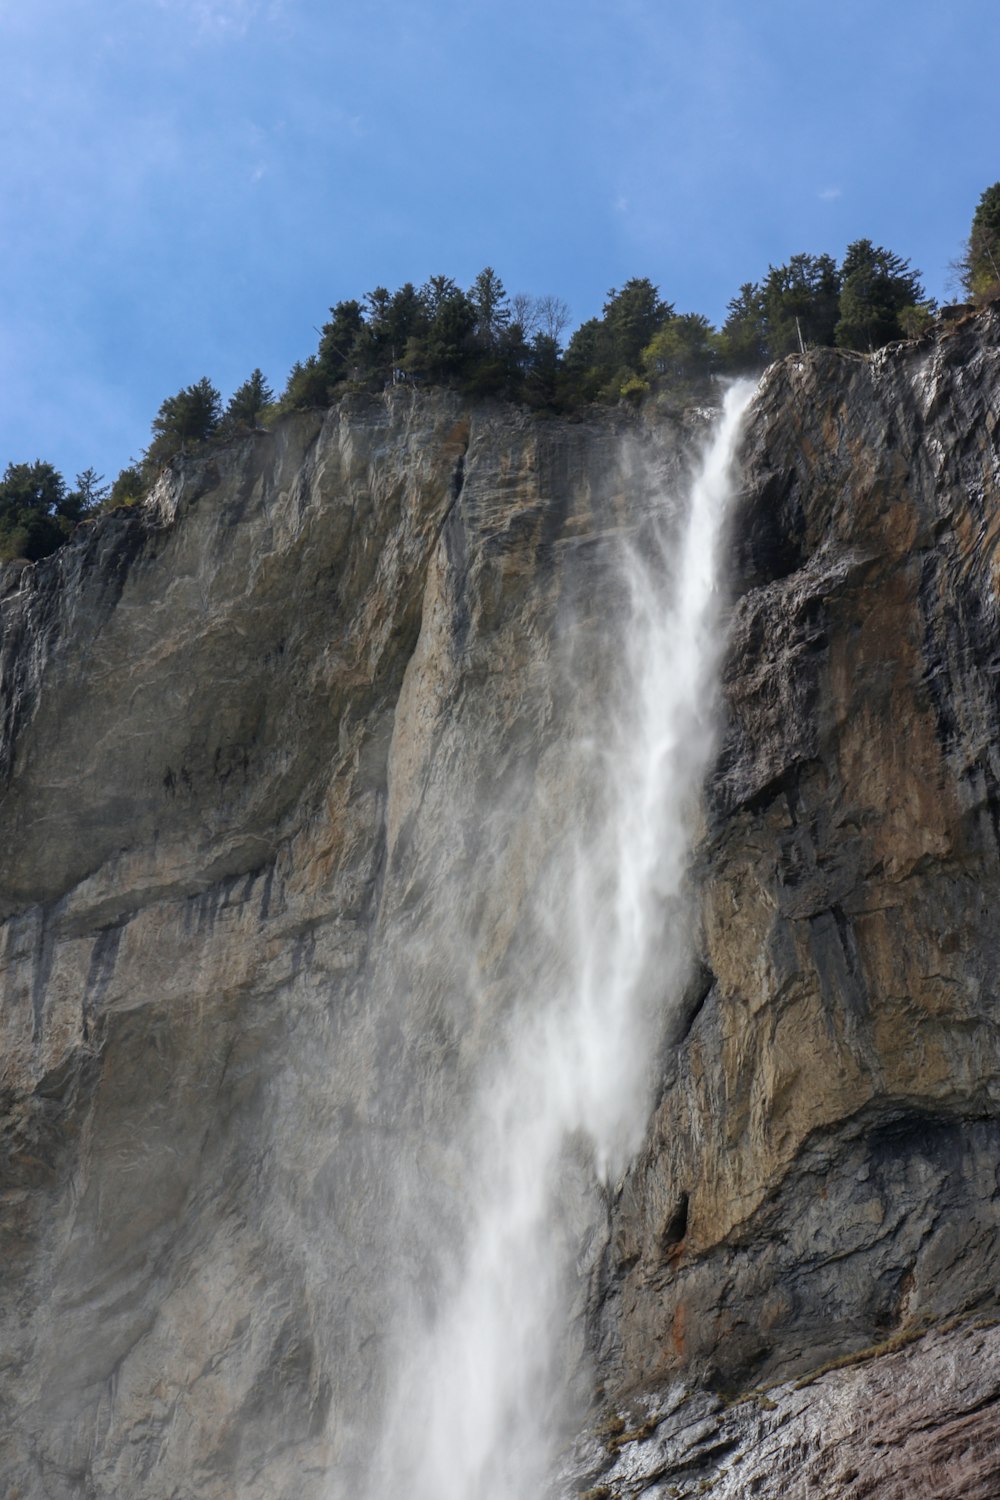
left=536, top=294, right=571, bottom=344
left=510, top=292, right=541, bottom=339
left=511, top=293, right=571, bottom=346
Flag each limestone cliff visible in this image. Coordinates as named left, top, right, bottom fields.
left=584, top=307, right=1000, bottom=1498
left=2, top=308, right=1000, bottom=1500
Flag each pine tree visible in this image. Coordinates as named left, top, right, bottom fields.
left=719, top=283, right=768, bottom=371
left=317, top=300, right=365, bottom=384
left=72, top=467, right=110, bottom=512
left=108, top=464, right=146, bottom=509
left=408, top=277, right=476, bottom=379
left=469, top=267, right=511, bottom=351
left=223, top=369, right=274, bottom=431
left=147, top=377, right=222, bottom=466
left=642, top=314, right=719, bottom=391
left=602, top=278, right=674, bottom=373
left=835, top=240, right=926, bottom=351
left=564, top=279, right=673, bottom=399
left=960, top=183, right=1000, bottom=298
left=281, top=356, right=329, bottom=410
left=0, top=460, right=72, bottom=561
left=55, top=467, right=109, bottom=524
left=762, top=254, right=841, bottom=356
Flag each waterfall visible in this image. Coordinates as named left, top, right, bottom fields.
left=359, top=381, right=756, bottom=1500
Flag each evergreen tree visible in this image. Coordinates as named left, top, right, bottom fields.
left=70, top=467, right=110, bottom=515
left=147, top=377, right=222, bottom=466
left=0, top=460, right=75, bottom=561
left=762, top=253, right=840, bottom=356
left=317, top=300, right=365, bottom=384
left=469, top=267, right=511, bottom=350
left=354, top=283, right=431, bottom=382
left=281, top=356, right=329, bottom=409
left=835, top=240, right=927, bottom=351
left=364, top=285, right=391, bottom=325
left=602, top=278, right=674, bottom=372
left=0, top=459, right=66, bottom=515
left=564, top=278, right=673, bottom=399
left=719, top=283, right=768, bottom=371
left=366, top=282, right=430, bottom=380
left=353, top=286, right=394, bottom=378
left=223, top=369, right=274, bottom=431
left=421, top=275, right=462, bottom=320
left=960, top=182, right=1000, bottom=297
left=407, top=277, right=476, bottom=379
left=107, top=464, right=146, bottom=508
left=642, top=314, right=719, bottom=392
left=563, top=316, right=606, bottom=399
left=385, top=282, right=428, bottom=356
left=522, top=332, right=562, bottom=407
left=898, top=302, right=937, bottom=339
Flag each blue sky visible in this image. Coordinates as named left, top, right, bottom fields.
left=2, top=0, right=997, bottom=487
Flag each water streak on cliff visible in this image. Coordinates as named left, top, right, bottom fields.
left=364, top=384, right=755, bottom=1500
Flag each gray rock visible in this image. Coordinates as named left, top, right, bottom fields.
left=3, top=306, right=1000, bottom=1499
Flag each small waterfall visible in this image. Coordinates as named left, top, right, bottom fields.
left=360, top=381, right=756, bottom=1500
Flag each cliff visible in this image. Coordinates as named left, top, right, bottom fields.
left=2, top=307, right=1000, bottom=1500
left=584, top=309, right=1000, bottom=1497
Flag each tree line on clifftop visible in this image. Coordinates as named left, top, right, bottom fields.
left=4, top=183, right=1000, bottom=565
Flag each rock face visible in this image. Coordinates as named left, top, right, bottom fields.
left=2, top=307, right=1000, bottom=1499
left=568, top=1318, right=1000, bottom=1500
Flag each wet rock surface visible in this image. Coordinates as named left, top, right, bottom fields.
left=3, top=307, right=1000, bottom=1499
left=566, top=1319, right=1000, bottom=1500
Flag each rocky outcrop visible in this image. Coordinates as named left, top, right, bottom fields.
left=568, top=1318, right=1000, bottom=1500
left=589, top=306, right=1000, bottom=1494
left=2, top=306, right=1000, bottom=1499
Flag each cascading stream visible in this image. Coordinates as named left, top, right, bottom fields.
left=361, top=381, right=756, bottom=1500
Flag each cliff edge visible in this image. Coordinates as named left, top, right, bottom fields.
left=2, top=309, right=1000, bottom=1499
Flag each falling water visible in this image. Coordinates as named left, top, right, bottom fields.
left=361, top=381, right=756, bottom=1500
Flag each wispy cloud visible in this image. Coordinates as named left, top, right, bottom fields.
left=818, top=186, right=843, bottom=201
left=151, top=0, right=283, bottom=40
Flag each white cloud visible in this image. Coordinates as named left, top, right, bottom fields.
left=818, top=186, right=843, bottom=201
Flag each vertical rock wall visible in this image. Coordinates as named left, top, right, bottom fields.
left=0, top=390, right=689, bottom=1498
left=585, top=307, right=1000, bottom=1497
left=3, top=308, right=1000, bottom=1499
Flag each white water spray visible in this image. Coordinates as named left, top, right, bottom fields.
left=361, top=381, right=756, bottom=1500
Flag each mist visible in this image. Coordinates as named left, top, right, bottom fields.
left=340, top=383, right=756, bottom=1500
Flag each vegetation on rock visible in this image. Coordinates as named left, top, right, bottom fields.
left=5, top=185, right=998, bottom=567
left=959, top=181, right=1000, bottom=299
left=0, top=461, right=105, bottom=563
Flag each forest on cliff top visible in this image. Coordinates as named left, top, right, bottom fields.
left=2, top=182, right=999, bottom=568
